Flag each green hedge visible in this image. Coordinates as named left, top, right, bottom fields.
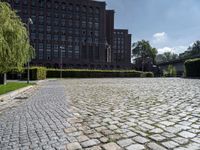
left=142, top=72, right=154, bottom=77
left=46, top=69, right=154, bottom=78
left=185, top=58, right=200, bottom=77
left=23, top=67, right=46, bottom=80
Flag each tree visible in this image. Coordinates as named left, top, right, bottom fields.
left=0, top=2, right=34, bottom=84
left=179, top=40, right=200, bottom=59
left=132, top=40, right=158, bottom=64
left=156, top=52, right=178, bottom=63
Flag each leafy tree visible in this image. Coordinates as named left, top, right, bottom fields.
left=132, top=40, right=158, bottom=64
left=0, top=2, right=34, bottom=84
left=180, top=41, right=200, bottom=59
left=156, top=52, right=178, bottom=63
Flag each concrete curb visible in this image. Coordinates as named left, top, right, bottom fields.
left=0, top=85, right=34, bottom=101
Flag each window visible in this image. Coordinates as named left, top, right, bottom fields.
left=31, top=1, right=36, bottom=6
left=76, top=5, right=80, bottom=12
left=30, top=33, right=36, bottom=40
left=68, top=45, right=73, bottom=58
left=95, top=31, right=99, bottom=37
left=39, top=33, right=43, bottom=40
left=68, top=20, right=73, bottom=27
left=47, top=44, right=51, bottom=60
left=39, top=43, right=44, bottom=60
left=95, top=23, right=99, bottom=29
left=54, top=45, right=59, bottom=58
left=61, top=35, right=65, bottom=41
left=54, top=1, right=59, bottom=9
left=39, top=0, right=44, bottom=8
left=54, top=35, right=59, bottom=40
left=68, top=3, right=73, bottom=11
left=47, top=34, right=51, bottom=40
left=82, top=21, right=86, bottom=28
left=89, top=7, right=93, bottom=14
left=88, top=22, right=92, bottom=29
left=47, top=26, right=51, bottom=32
left=39, top=16, right=44, bottom=24
left=47, top=0, right=51, bottom=9
left=82, top=6, right=86, bottom=13
left=74, top=46, right=80, bottom=59
left=61, top=2, right=66, bottom=10
left=95, top=8, right=100, bottom=14
left=39, top=25, right=44, bottom=32
left=75, top=21, right=79, bottom=28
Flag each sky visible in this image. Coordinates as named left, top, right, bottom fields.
left=97, top=0, right=200, bottom=54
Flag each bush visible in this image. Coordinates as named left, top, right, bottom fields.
left=185, top=58, right=200, bottom=77
left=46, top=69, right=147, bottom=78
left=163, top=65, right=177, bottom=77
left=141, top=72, right=154, bottom=77
left=22, top=67, right=46, bottom=80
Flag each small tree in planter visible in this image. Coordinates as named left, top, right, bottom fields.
left=0, top=2, right=34, bottom=84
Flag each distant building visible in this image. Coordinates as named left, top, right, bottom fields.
left=7, top=0, right=132, bottom=69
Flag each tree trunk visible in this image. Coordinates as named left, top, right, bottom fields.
left=0, top=73, right=7, bottom=85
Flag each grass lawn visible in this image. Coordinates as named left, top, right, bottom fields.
left=0, top=82, right=33, bottom=95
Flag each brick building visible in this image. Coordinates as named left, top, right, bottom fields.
left=7, top=0, right=132, bottom=69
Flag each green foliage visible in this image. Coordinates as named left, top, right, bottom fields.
left=25, top=67, right=46, bottom=80
left=132, top=40, right=158, bottom=64
left=185, top=58, right=200, bottom=77
left=180, top=41, right=200, bottom=59
left=163, top=65, right=177, bottom=77
left=141, top=72, right=154, bottom=78
left=0, top=82, right=33, bottom=95
left=156, top=52, right=178, bottom=63
left=0, top=2, right=34, bottom=74
left=46, top=69, right=146, bottom=78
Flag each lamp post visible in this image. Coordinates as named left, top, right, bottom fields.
left=27, top=18, right=33, bottom=84
left=60, top=46, right=64, bottom=79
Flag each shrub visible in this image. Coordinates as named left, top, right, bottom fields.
left=141, top=72, right=154, bottom=77
left=46, top=69, right=146, bottom=78
left=163, top=65, right=177, bottom=77
left=23, top=67, right=46, bottom=80
left=185, top=58, right=200, bottom=77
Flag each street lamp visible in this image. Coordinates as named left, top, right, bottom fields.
left=27, top=18, right=33, bottom=84
left=60, top=46, right=65, bottom=79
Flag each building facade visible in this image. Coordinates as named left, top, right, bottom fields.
left=7, top=0, right=132, bottom=69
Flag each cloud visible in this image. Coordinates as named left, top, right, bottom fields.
left=153, top=32, right=167, bottom=43
left=158, top=45, right=187, bottom=54
left=158, top=47, right=173, bottom=54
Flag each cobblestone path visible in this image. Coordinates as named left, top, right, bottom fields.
left=0, top=78, right=200, bottom=150
left=0, top=80, right=73, bottom=150
left=63, top=78, right=200, bottom=150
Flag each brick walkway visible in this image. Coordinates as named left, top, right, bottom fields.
left=0, top=78, right=200, bottom=150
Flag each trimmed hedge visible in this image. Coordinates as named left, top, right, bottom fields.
left=185, top=58, right=200, bottom=77
left=142, top=72, right=154, bottom=77
left=46, top=69, right=154, bottom=78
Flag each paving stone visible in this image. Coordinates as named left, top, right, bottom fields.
left=150, top=134, right=166, bottom=142
left=126, top=144, right=145, bottom=150
left=178, top=131, right=196, bottom=138
left=66, top=142, right=82, bottom=150
left=147, top=142, right=167, bottom=150
left=117, top=139, right=134, bottom=147
left=133, top=136, right=149, bottom=144
left=102, top=142, right=122, bottom=150
left=162, top=141, right=179, bottom=149
left=81, top=139, right=100, bottom=148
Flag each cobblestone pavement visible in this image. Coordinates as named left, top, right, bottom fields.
left=0, top=78, right=200, bottom=150
left=0, top=80, right=73, bottom=150
left=63, top=78, right=200, bottom=150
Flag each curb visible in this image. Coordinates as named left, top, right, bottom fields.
left=0, top=85, right=34, bottom=101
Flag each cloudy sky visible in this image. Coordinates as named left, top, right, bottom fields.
left=98, top=0, right=200, bottom=54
